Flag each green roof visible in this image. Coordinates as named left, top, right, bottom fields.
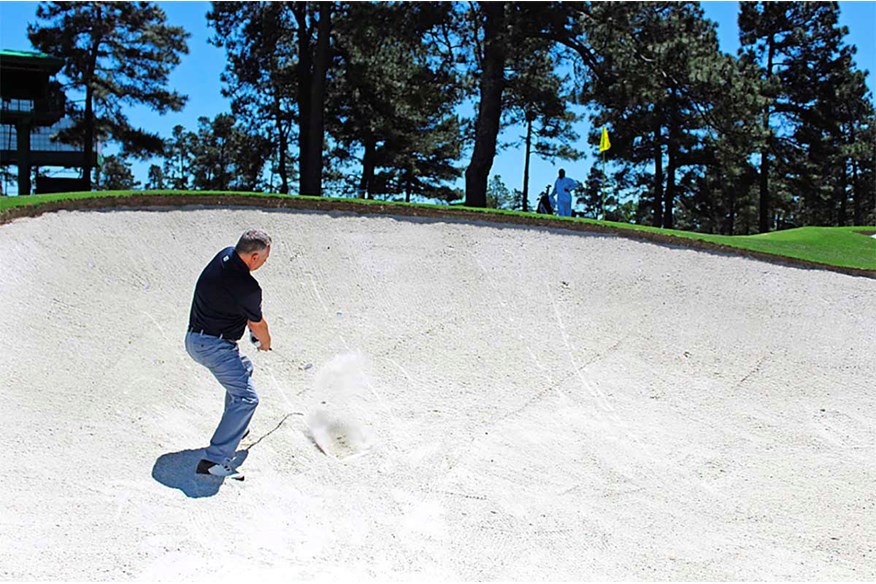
left=0, top=49, right=64, bottom=72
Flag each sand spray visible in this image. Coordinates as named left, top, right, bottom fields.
left=305, top=351, right=377, bottom=459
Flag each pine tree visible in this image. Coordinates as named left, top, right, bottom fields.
left=209, top=1, right=331, bottom=196
left=781, top=4, right=873, bottom=226
left=187, top=114, right=271, bottom=192
left=98, top=155, right=140, bottom=190
left=328, top=2, right=463, bottom=201
left=294, top=2, right=332, bottom=196
left=503, top=36, right=582, bottom=212
left=739, top=2, right=798, bottom=231
left=580, top=2, right=742, bottom=229
left=486, top=174, right=518, bottom=210
left=28, top=1, right=189, bottom=189
left=854, top=112, right=876, bottom=225
left=163, top=125, right=195, bottom=190
left=741, top=2, right=876, bottom=228
left=463, top=2, right=508, bottom=208
left=209, top=2, right=297, bottom=193
left=146, top=165, right=165, bottom=190
left=190, top=115, right=233, bottom=191
left=454, top=2, right=590, bottom=209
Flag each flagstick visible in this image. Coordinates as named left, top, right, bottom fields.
left=601, top=149, right=606, bottom=221
left=599, top=127, right=609, bottom=222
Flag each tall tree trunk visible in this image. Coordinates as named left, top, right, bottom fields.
left=359, top=137, right=376, bottom=198
left=83, top=36, right=102, bottom=191
left=274, top=89, right=289, bottom=194
left=758, top=129, right=770, bottom=232
left=295, top=2, right=331, bottom=197
left=653, top=125, right=664, bottom=227
left=664, top=150, right=676, bottom=229
left=522, top=114, right=532, bottom=212
left=464, top=2, right=506, bottom=208
left=852, top=158, right=862, bottom=225
left=305, top=2, right=330, bottom=196
left=759, top=34, right=776, bottom=233
left=727, top=173, right=737, bottom=235
left=178, top=148, right=186, bottom=189
left=850, top=124, right=863, bottom=225
left=296, top=6, right=311, bottom=195
left=264, top=3, right=288, bottom=194
left=663, top=100, right=678, bottom=229
left=84, top=84, right=94, bottom=190
left=837, top=161, right=848, bottom=226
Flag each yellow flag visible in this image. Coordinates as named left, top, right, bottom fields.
left=599, top=127, right=611, bottom=152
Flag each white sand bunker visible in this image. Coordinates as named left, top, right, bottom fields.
left=306, top=352, right=376, bottom=459
left=0, top=207, right=873, bottom=581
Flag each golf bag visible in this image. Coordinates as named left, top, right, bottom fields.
left=536, top=187, right=554, bottom=215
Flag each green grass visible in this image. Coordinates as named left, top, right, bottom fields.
left=0, top=189, right=272, bottom=210
left=697, top=226, right=876, bottom=270
left=590, top=219, right=876, bottom=270
left=430, top=205, right=876, bottom=270
left=1, top=190, right=874, bottom=271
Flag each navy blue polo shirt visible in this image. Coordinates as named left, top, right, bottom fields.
left=188, top=247, right=263, bottom=340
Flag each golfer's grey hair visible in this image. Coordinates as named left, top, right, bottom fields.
left=235, top=229, right=272, bottom=254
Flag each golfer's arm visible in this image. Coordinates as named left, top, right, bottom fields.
left=248, top=318, right=271, bottom=349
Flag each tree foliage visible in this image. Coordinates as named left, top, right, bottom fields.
left=64, top=0, right=872, bottom=231
left=209, top=2, right=298, bottom=193
left=740, top=1, right=875, bottom=230
left=28, top=1, right=189, bottom=188
left=328, top=2, right=464, bottom=202
left=157, top=116, right=271, bottom=192
left=576, top=2, right=758, bottom=230
left=98, top=155, right=140, bottom=190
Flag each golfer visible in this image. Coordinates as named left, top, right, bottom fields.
left=185, top=230, right=272, bottom=478
left=550, top=168, right=581, bottom=217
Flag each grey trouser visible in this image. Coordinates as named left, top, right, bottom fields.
left=185, top=331, right=259, bottom=464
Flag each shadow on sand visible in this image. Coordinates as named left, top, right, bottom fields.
left=152, top=448, right=249, bottom=498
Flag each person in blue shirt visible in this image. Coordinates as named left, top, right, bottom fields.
left=185, top=230, right=272, bottom=479
left=550, top=168, right=582, bottom=217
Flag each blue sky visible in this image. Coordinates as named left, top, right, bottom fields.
left=1, top=1, right=874, bottom=199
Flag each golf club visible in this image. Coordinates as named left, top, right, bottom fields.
left=250, top=332, right=311, bottom=370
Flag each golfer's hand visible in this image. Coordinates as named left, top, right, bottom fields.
left=248, top=319, right=272, bottom=352
left=250, top=332, right=272, bottom=352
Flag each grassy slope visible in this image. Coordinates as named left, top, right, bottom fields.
left=1, top=190, right=874, bottom=271
left=594, top=219, right=876, bottom=270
